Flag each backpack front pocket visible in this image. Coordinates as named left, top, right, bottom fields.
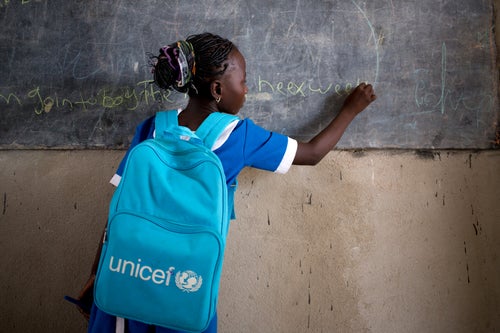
left=95, top=212, right=224, bottom=332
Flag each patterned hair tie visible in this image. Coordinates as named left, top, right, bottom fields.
left=160, top=40, right=196, bottom=88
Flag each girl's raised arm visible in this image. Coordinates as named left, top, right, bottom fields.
left=293, top=83, right=376, bottom=165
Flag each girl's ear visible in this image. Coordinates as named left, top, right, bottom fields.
left=210, top=80, right=222, bottom=101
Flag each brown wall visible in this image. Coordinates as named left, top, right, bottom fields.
left=0, top=150, right=499, bottom=332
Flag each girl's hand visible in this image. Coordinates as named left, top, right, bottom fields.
left=342, top=83, right=377, bottom=115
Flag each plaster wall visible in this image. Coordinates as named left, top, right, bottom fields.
left=0, top=150, right=499, bottom=332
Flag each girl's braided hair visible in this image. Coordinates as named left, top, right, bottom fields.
left=150, top=32, right=234, bottom=98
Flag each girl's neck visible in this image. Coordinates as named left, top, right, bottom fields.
left=178, top=98, right=218, bottom=131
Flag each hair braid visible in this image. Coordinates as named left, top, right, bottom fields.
left=150, top=32, right=234, bottom=98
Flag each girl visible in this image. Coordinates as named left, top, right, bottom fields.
left=82, top=32, right=376, bottom=333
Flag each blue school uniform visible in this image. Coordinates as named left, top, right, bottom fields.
left=90, top=112, right=297, bottom=333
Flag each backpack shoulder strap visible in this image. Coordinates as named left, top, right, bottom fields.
left=196, top=112, right=239, bottom=149
left=155, top=110, right=199, bottom=142
left=154, top=110, right=178, bottom=137
left=155, top=110, right=238, bottom=149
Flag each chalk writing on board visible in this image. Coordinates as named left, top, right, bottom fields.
left=413, top=42, right=495, bottom=120
left=0, top=0, right=32, bottom=8
left=351, top=0, right=380, bottom=84
left=0, top=81, right=167, bottom=115
left=257, top=76, right=361, bottom=98
left=0, top=77, right=362, bottom=115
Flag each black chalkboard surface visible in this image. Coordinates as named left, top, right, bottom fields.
left=0, top=0, right=498, bottom=149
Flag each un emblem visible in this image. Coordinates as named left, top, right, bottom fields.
left=175, top=270, right=203, bottom=292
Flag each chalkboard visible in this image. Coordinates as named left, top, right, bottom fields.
left=0, top=0, right=498, bottom=149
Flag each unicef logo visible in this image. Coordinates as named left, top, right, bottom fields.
left=175, top=270, right=203, bottom=292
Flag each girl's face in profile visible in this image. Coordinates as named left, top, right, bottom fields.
left=217, top=48, right=248, bottom=115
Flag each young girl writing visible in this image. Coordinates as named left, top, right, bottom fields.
left=82, top=32, right=376, bottom=333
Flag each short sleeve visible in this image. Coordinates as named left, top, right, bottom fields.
left=241, top=120, right=296, bottom=172
left=213, top=119, right=297, bottom=185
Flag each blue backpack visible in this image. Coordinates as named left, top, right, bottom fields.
left=94, top=110, right=239, bottom=332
